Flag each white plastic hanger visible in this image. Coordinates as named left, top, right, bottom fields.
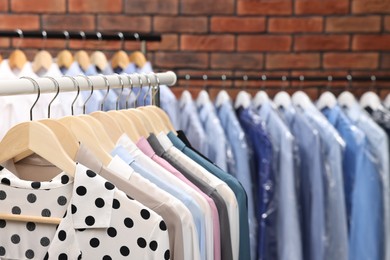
left=292, top=91, right=312, bottom=110
left=196, top=89, right=210, bottom=108
left=360, top=91, right=383, bottom=111
left=317, top=91, right=337, bottom=110
left=274, top=91, right=291, bottom=109
left=253, top=91, right=269, bottom=109
left=384, top=93, right=390, bottom=109
left=234, top=91, right=252, bottom=109
left=215, top=90, right=230, bottom=108
left=338, top=91, right=356, bottom=109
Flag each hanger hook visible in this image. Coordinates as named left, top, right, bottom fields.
left=243, top=75, right=248, bottom=91
left=115, top=74, right=125, bottom=110
left=134, top=33, right=140, bottom=42
left=125, top=74, right=134, bottom=109
left=370, top=75, right=376, bottom=92
left=79, top=31, right=86, bottom=50
left=118, top=32, right=125, bottom=50
left=99, top=74, right=110, bottom=111
left=41, top=30, right=47, bottom=50
left=134, top=74, right=143, bottom=107
left=185, top=74, right=190, bottom=90
left=346, top=75, right=352, bottom=91
left=21, top=76, right=40, bottom=121
left=261, top=74, right=267, bottom=91
left=63, top=75, right=80, bottom=115
left=152, top=73, right=160, bottom=105
left=221, top=75, right=227, bottom=90
left=43, top=76, right=60, bottom=118
left=326, top=75, right=333, bottom=91
left=63, top=30, right=70, bottom=49
left=299, top=75, right=305, bottom=90
left=96, top=32, right=103, bottom=42
left=143, top=74, right=152, bottom=106
left=281, top=75, right=287, bottom=91
left=15, top=29, right=23, bottom=49
left=78, top=74, right=93, bottom=114
left=203, top=74, right=208, bottom=91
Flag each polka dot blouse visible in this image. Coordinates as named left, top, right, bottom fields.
left=0, top=163, right=170, bottom=259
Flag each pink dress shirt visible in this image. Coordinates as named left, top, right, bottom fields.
left=137, top=137, right=222, bottom=260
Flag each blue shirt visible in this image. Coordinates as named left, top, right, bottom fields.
left=281, top=105, right=325, bottom=260
left=198, top=101, right=229, bottom=171
left=342, top=103, right=387, bottom=260
left=257, top=101, right=303, bottom=260
left=302, top=104, right=349, bottom=260
left=160, top=84, right=180, bottom=129
left=236, top=106, right=274, bottom=260
left=167, top=132, right=251, bottom=260
left=111, top=145, right=207, bottom=260
left=216, top=101, right=256, bottom=260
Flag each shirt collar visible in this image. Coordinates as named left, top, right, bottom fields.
left=167, top=131, right=186, bottom=151
left=157, top=132, right=174, bottom=151
left=107, top=155, right=135, bottom=180
left=136, top=137, right=157, bottom=158
left=147, top=133, right=166, bottom=156
left=117, top=134, right=139, bottom=153
left=111, top=145, right=136, bottom=165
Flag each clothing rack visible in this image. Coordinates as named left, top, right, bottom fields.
left=0, top=71, right=177, bottom=107
left=0, top=30, right=162, bottom=54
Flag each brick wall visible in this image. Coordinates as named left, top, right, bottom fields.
left=1, top=0, right=390, bottom=95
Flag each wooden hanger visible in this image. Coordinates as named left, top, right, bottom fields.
left=90, top=111, right=124, bottom=143
left=32, top=50, right=52, bottom=73
left=74, top=50, right=91, bottom=72
left=56, top=50, right=73, bottom=69
left=129, top=51, right=147, bottom=69
left=90, top=51, right=108, bottom=72
left=107, top=111, right=144, bottom=141
left=58, top=116, right=113, bottom=166
left=39, top=119, right=79, bottom=160
left=9, top=49, right=27, bottom=70
left=146, top=106, right=177, bottom=134
left=77, top=114, right=116, bottom=149
left=138, top=106, right=169, bottom=134
left=121, top=109, right=155, bottom=134
left=112, top=50, right=130, bottom=70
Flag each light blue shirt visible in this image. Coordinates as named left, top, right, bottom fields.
left=179, top=93, right=208, bottom=156
left=257, top=101, right=303, bottom=260
left=160, top=84, right=180, bottom=129
left=342, top=102, right=388, bottom=260
left=198, top=101, right=229, bottom=171
left=216, top=100, right=256, bottom=260
left=111, top=145, right=207, bottom=260
left=281, top=105, right=325, bottom=260
left=301, top=104, right=349, bottom=260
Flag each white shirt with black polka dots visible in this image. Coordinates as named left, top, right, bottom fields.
left=0, top=163, right=171, bottom=259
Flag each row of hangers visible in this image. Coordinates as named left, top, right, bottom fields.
left=0, top=73, right=177, bottom=224
left=4, top=30, right=148, bottom=72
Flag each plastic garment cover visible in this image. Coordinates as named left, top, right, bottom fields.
left=197, top=101, right=229, bottom=171
left=256, top=101, right=302, bottom=260
left=343, top=103, right=388, bottom=260
left=216, top=101, right=256, bottom=260
left=236, top=106, right=276, bottom=260
left=279, top=105, right=325, bottom=260
left=300, top=103, right=349, bottom=260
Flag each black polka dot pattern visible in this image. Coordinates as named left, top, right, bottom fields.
left=140, top=209, right=150, bottom=220
left=25, top=249, right=34, bottom=259
left=107, top=227, right=117, bottom=237
left=124, top=218, right=134, bottom=228
left=27, top=193, right=37, bottom=203
left=12, top=206, right=21, bottom=215
left=40, top=237, right=50, bottom=247
left=71, top=204, right=77, bottom=214
left=149, top=240, right=158, bottom=251
left=0, top=246, right=5, bottom=256
left=95, top=198, right=105, bottom=208
left=31, top=182, right=41, bottom=189
left=0, top=220, right=6, bottom=228
left=112, top=199, right=120, bottom=209
left=1, top=178, right=10, bottom=185
left=11, top=234, right=20, bottom=244
left=86, top=170, right=97, bottom=178
left=61, top=175, right=70, bottom=184
left=76, top=186, right=87, bottom=196
left=26, top=222, right=35, bottom=231
left=159, top=221, right=167, bottom=231
left=105, top=182, right=115, bottom=190
left=164, top=250, right=170, bottom=260
left=120, top=246, right=130, bottom=256
left=85, top=216, right=95, bottom=226
left=0, top=190, right=6, bottom=200
left=58, top=230, right=67, bottom=241
left=137, top=237, right=147, bottom=248
left=90, top=238, right=100, bottom=248
left=57, top=196, right=67, bottom=206
left=59, top=253, right=68, bottom=260
left=43, top=252, right=49, bottom=260
left=103, top=255, right=112, bottom=260
left=41, top=208, right=51, bottom=217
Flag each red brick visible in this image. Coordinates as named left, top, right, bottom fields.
left=294, top=35, right=350, bottom=51
left=0, top=38, right=10, bottom=48
left=295, top=0, right=349, bottom=14
left=381, top=54, right=390, bottom=69
left=211, top=17, right=266, bottom=33
left=237, top=0, right=292, bottom=15
left=385, top=16, right=390, bottom=32
left=98, top=15, right=151, bottom=33
left=269, top=17, right=323, bottom=33
left=0, top=15, right=39, bottom=30
left=326, top=16, right=381, bottom=33
left=69, top=40, right=121, bottom=51
left=266, top=53, right=320, bottom=69
left=211, top=53, right=264, bottom=69
left=324, top=53, right=378, bottom=69
left=238, top=35, right=291, bottom=51
left=69, top=0, right=121, bottom=13
left=11, top=39, right=66, bottom=49
left=42, top=15, right=95, bottom=31
left=125, top=34, right=179, bottom=51
left=125, top=0, right=178, bottom=15
left=181, top=0, right=234, bottom=14
left=181, top=35, right=235, bottom=51
left=11, top=0, right=65, bottom=13
left=352, top=0, right=390, bottom=14
left=353, top=35, right=390, bottom=51
left=0, top=0, right=9, bottom=11
left=154, top=16, right=207, bottom=33
left=155, top=52, right=208, bottom=69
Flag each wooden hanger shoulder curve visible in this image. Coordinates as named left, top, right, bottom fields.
left=90, top=111, right=124, bottom=143
left=138, top=106, right=168, bottom=134
left=9, top=49, right=27, bottom=70
left=107, top=111, right=144, bottom=141
left=56, top=50, right=73, bottom=69
left=112, top=50, right=129, bottom=70
left=32, top=50, right=53, bottom=73
left=74, top=50, right=91, bottom=71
